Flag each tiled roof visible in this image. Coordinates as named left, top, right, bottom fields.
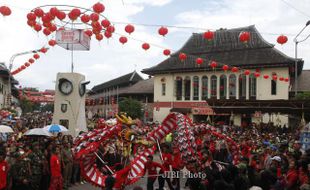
left=292, top=70, right=310, bottom=92
left=120, top=77, right=154, bottom=94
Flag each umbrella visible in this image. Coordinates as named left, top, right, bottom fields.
left=24, top=128, right=52, bottom=137
left=0, top=125, right=14, bottom=133
left=44, top=124, right=68, bottom=133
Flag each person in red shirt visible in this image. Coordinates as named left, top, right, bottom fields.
left=285, top=159, right=298, bottom=190
left=158, top=146, right=174, bottom=190
left=49, top=146, right=63, bottom=190
left=144, top=155, right=165, bottom=190
left=0, top=153, right=8, bottom=190
left=171, top=148, right=183, bottom=190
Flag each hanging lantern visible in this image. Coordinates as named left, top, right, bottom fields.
left=279, top=77, right=284, bottom=81
left=125, top=24, right=135, bottom=34
left=27, top=20, right=36, bottom=27
left=0, top=6, right=11, bottom=16
left=239, top=31, right=250, bottom=43
left=43, top=22, right=52, bottom=28
left=90, top=13, right=99, bottom=22
left=107, top=25, right=115, bottom=33
left=142, top=43, right=150, bottom=50
left=40, top=47, right=48, bottom=53
left=27, top=13, right=36, bottom=21
left=158, top=26, right=168, bottom=36
left=93, top=2, right=105, bottom=13
left=272, top=75, right=277, bottom=80
left=203, top=30, right=214, bottom=41
left=119, top=36, right=128, bottom=44
left=49, top=24, right=57, bottom=32
left=263, top=75, right=269, bottom=79
left=34, top=23, right=42, bottom=32
left=28, top=58, right=35, bottom=63
left=71, top=8, right=81, bottom=18
left=254, top=72, right=260, bottom=78
left=101, top=19, right=110, bottom=28
left=33, top=54, right=40, bottom=59
left=81, top=14, right=90, bottom=23
left=56, top=11, right=66, bottom=20
left=104, top=31, right=112, bottom=38
left=84, top=30, right=93, bottom=37
left=48, top=39, right=56, bottom=46
left=222, top=65, right=229, bottom=71
left=244, top=70, right=250, bottom=75
left=96, top=33, right=103, bottom=41
left=284, top=78, right=289, bottom=82
left=43, top=28, right=51, bottom=36
left=231, top=67, right=239, bottom=73
left=163, top=49, right=171, bottom=56
left=21, top=65, right=26, bottom=70
left=196, top=58, right=203, bottom=65
left=179, top=53, right=187, bottom=61
left=24, top=62, right=30, bottom=67
left=91, top=21, right=101, bottom=29
left=49, top=7, right=59, bottom=17
left=210, top=61, right=217, bottom=69
left=34, top=8, right=44, bottom=17
left=277, top=35, right=288, bottom=45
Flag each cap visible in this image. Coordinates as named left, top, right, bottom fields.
left=271, top=156, right=281, bottom=162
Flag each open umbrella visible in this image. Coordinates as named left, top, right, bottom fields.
left=0, top=125, right=14, bottom=133
left=44, top=124, right=68, bottom=133
left=24, top=128, right=52, bottom=137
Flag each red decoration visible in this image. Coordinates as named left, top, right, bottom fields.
left=279, top=77, right=284, bottom=81
left=284, top=78, right=289, bottom=82
left=107, top=25, right=115, bottom=33
left=71, top=8, right=81, bottom=18
left=210, top=61, right=217, bottom=68
left=43, top=28, right=51, bottom=36
left=254, top=72, right=260, bottom=78
left=277, top=35, right=288, bottom=45
left=222, top=65, right=229, bottom=71
left=119, top=36, right=128, bottom=44
left=43, top=22, right=51, bottom=28
left=203, top=30, right=214, bottom=41
left=96, top=33, right=103, bottom=41
left=81, top=14, right=90, bottom=23
left=196, top=58, right=203, bottom=65
left=34, top=8, right=44, bottom=17
left=27, top=13, right=36, bottom=21
left=56, top=11, right=66, bottom=20
left=239, top=31, right=250, bottom=43
left=272, top=75, right=277, bottom=80
left=49, top=24, right=57, bottom=32
left=33, top=54, right=40, bottom=59
left=125, top=24, right=135, bottom=34
left=163, top=49, right=171, bottom=56
left=27, top=20, right=36, bottom=27
left=93, top=2, right=105, bottom=13
left=91, top=21, right=101, bottom=29
left=34, top=23, right=42, bottom=32
left=244, top=70, right=250, bottom=75
left=231, top=67, right=239, bottom=73
left=40, top=47, right=48, bottom=53
left=158, top=26, right=168, bottom=36
left=42, top=13, right=52, bottom=23
left=142, top=43, right=150, bottom=50
left=179, top=53, right=187, bottom=61
left=0, top=6, right=11, bottom=16
left=104, top=31, right=112, bottom=38
left=90, top=13, right=99, bottom=22
left=101, top=19, right=110, bottom=28
left=21, top=65, right=26, bottom=70
left=263, top=75, right=269, bottom=79
left=24, top=62, right=30, bottom=67
left=49, top=7, right=59, bottom=17
left=84, top=30, right=93, bottom=37
left=28, top=58, right=35, bottom=63
left=48, top=39, right=56, bottom=46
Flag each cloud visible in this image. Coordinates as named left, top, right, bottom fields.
left=125, top=0, right=173, bottom=7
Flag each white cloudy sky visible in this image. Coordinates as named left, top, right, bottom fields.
left=0, top=0, right=310, bottom=90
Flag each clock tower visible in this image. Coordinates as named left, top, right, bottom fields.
left=52, top=72, right=89, bottom=137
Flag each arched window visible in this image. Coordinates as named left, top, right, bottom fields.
left=184, top=76, right=191, bottom=100
left=220, top=75, right=227, bottom=99
left=193, top=76, right=199, bottom=100
left=271, top=73, right=277, bottom=95
left=175, top=76, right=183, bottom=100
left=211, top=75, right=217, bottom=98
left=229, top=74, right=236, bottom=99
left=249, top=73, right=257, bottom=99
left=239, top=74, right=246, bottom=99
left=201, top=76, right=208, bottom=100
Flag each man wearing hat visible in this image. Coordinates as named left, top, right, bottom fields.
left=28, top=141, right=44, bottom=190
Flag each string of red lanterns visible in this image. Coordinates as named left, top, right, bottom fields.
left=0, top=5, right=11, bottom=16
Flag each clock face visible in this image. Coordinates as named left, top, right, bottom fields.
left=58, top=79, right=73, bottom=95
left=79, top=83, right=86, bottom=97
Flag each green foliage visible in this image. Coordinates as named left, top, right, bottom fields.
left=19, top=99, right=40, bottom=113
left=118, top=98, right=142, bottom=119
left=295, top=91, right=310, bottom=100
left=41, top=103, right=54, bottom=112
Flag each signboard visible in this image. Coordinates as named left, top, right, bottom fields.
left=192, top=107, right=214, bottom=115
left=56, top=29, right=90, bottom=51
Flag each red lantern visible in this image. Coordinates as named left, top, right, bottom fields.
left=56, top=11, right=66, bottom=20
left=277, top=35, right=288, bottom=45
left=81, top=14, right=90, bottom=23
left=49, top=24, right=57, bottom=32
left=48, top=39, right=56, bottom=46
left=49, top=7, right=59, bottom=17
left=203, top=30, right=214, bottom=41
left=29, top=58, right=35, bottom=63
left=40, top=47, right=48, bottom=53
left=284, top=78, right=289, bottom=82
left=84, top=30, right=93, bottom=37
left=21, top=65, right=26, bottom=70
left=142, top=43, right=150, bottom=50
left=163, top=49, right=171, bottom=56
left=34, top=23, right=42, bottom=32
left=101, top=19, right=110, bottom=28
left=107, top=25, right=115, bottom=33
left=222, top=65, right=229, bottom=71
left=210, top=61, right=217, bottom=68
left=196, top=58, right=203, bottom=65
left=272, top=75, right=277, bottom=80
left=96, top=33, right=103, bottom=41
left=71, top=8, right=81, bottom=18
left=91, top=21, right=101, bottom=29
left=43, top=22, right=52, bottom=28
left=239, top=31, right=250, bottom=43
left=90, top=13, right=99, bottom=22
left=244, top=70, right=250, bottom=75
left=0, top=6, right=11, bottom=16
left=42, top=13, right=52, bottom=23
left=125, top=24, right=135, bottom=34
left=34, top=8, right=44, bottom=17
left=158, top=26, right=168, bottom=36
left=33, top=54, right=40, bottom=59
left=279, top=77, right=284, bottom=81
left=43, top=28, right=51, bottom=36
left=179, top=53, right=187, bottom=61
left=104, top=31, right=112, bottom=38
left=119, top=36, right=128, bottom=44
left=254, top=72, right=260, bottom=78
left=24, top=62, right=30, bottom=67
left=231, top=67, right=239, bottom=73
left=27, top=20, right=36, bottom=27
left=27, top=13, right=36, bottom=21
left=263, top=75, right=269, bottom=79
left=93, top=2, right=105, bottom=13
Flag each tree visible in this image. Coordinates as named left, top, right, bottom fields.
left=295, top=91, right=310, bottom=100
left=19, top=99, right=40, bottom=113
left=118, top=98, right=142, bottom=119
